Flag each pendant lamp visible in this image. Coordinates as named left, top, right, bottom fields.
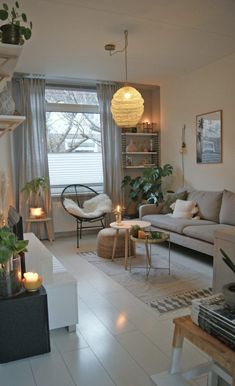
left=106, top=30, right=144, bottom=128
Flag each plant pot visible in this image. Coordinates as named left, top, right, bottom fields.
left=222, top=282, right=235, bottom=311
left=0, top=255, right=22, bottom=298
left=0, top=24, right=20, bottom=45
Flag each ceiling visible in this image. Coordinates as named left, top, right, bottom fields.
left=15, top=0, right=235, bottom=85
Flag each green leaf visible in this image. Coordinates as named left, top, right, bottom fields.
left=30, top=21, right=32, bottom=29
left=0, top=245, right=12, bottom=263
left=15, top=20, right=20, bottom=26
left=23, top=27, right=31, bottom=40
left=220, top=248, right=235, bottom=274
left=3, top=3, right=8, bottom=10
left=14, top=239, right=28, bottom=255
left=15, top=1, right=19, bottom=8
left=0, top=9, right=8, bottom=20
left=21, top=12, right=27, bottom=22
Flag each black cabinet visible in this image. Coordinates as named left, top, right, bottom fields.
left=0, top=286, right=50, bottom=363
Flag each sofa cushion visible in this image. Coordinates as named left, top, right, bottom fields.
left=183, top=224, right=234, bottom=244
left=187, top=190, right=223, bottom=222
left=142, top=214, right=215, bottom=234
left=219, top=190, right=235, bottom=226
left=172, top=199, right=197, bottom=219
left=160, top=191, right=188, bottom=214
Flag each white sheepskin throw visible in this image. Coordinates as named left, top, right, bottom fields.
left=63, top=194, right=112, bottom=218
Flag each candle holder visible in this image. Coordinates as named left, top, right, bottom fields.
left=23, top=272, right=42, bottom=292
left=115, top=212, right=122, bottom=225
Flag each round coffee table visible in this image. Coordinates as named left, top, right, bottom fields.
left=110, top=220, right=151, bottom=270
left=130, top=231, right=170, bottom=278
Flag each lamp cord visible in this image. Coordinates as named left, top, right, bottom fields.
left=124, top=30, right=128, bottom=83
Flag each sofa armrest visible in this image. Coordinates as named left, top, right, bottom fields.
left=139, top=202, right=164, bottom=219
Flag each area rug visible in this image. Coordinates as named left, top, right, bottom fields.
left=79, top=244, right=212, bottom=314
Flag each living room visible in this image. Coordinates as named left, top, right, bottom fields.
left=0, top=1, right=235, bottom=386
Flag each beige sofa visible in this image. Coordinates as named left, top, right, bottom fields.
left=139, top=190, right=235, bottom=256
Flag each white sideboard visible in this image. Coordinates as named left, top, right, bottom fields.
left=24, top=233, right=78, bottom=331
left=213, top=228, right=235, bottom=293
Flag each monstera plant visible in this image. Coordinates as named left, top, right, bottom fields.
left=121, top=164, right=173, bottom=216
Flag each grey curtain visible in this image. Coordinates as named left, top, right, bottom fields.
left=11, top=76, right=54, bottom=239
left=97, top=83, right=124, bottom=222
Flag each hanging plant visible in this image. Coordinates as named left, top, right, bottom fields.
left=0, top=1, right=33, bottom=45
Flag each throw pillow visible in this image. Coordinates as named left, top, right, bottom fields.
left=219, top=190, right=235, bottom=225
left=170, top=201, right=200, bottom=218
left=160, top=191, right=188, bottom=214
left=172, top=199, right=197, bottom=219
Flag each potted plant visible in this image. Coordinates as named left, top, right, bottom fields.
left=0, top=226, right=28, bottom=297
left=0, top=1, right=32, bottom=45
left=121, top=164, right=173, bottom=216
left=220, top=248, right=235, bottom=310
left=21, top=177, right=49, bottom=218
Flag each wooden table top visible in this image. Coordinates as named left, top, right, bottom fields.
left=173, top=315, right=235, bottom=376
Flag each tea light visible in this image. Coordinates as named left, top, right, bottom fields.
left=30, top=207, right=44, bottom=219
left=23, top=272, right=42, bottom=292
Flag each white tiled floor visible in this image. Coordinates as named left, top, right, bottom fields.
left=0, top=233, right=214, bottom=386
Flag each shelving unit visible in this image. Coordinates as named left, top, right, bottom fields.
left=121, top=132, right=160, bottom=169
left=0, top=115, right=25, bottom=138
left=0, top=43, right=23, bottom=90
left=0, top=44, right=25, bottom=137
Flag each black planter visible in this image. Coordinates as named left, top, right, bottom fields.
left=222, top=282, right=235, bottom=311
left=0, top=24, right=20, bottom=45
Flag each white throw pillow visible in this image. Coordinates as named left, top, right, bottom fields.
left=172, top=199, right=197, bottom=219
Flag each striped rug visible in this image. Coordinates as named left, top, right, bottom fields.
left=79, top=244, right=212, bottom=314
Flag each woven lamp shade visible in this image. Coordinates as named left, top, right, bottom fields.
left=111, top=86, right=144, bottom=128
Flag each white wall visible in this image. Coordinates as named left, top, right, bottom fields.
left=161, top=53, right=235, bottom=193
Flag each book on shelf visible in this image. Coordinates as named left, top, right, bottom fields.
left=191, top=293, right=235, bottom=350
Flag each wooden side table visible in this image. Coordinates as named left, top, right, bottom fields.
left=25, top=217, right=53, bottom=242
left=130, top=232, right=170, bottom=277
left=110, top=220, right=151, bottom=270
left=151, top=315, right=234, bottom=386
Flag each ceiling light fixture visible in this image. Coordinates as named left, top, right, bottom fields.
left=105, top=30, right=144, bottom=128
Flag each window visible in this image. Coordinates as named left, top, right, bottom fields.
left=45, top=86, right=103, bottom=195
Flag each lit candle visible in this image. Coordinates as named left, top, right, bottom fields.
left=23, top=272, right=42, bottom=292
left=30, top=207, right=44, bottom=219
left=116, top=205, right=120, bottom=213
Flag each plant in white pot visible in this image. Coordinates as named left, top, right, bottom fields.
left=0, top=227, right=28, bottom=298
left=0, top=1, right=32, bottom=45
left=220, top=248, right=235, bottom=310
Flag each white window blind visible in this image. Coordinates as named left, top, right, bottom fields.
left=48, top=153, right=103, bottom=186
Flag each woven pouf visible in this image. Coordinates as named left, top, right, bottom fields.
left=97, top=228, right=127, bottom=259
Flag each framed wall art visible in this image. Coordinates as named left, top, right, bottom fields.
left=196, top=110, right=222, bottom=164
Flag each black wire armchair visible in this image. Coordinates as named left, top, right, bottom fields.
left=61, top=184, right=112, bottom=248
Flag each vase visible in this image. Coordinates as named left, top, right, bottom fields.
left=0, top=255, right=22, bottom=298
left=0, top=24, right=20, bottom=45
left=126, top=139, right=137, bottom=152
left=222, top=282, right=235, bottom=311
